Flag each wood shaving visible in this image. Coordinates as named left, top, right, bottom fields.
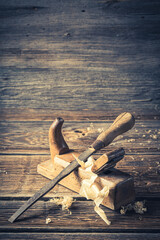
left=87, top=123, right=94, bottom=132
left=0, top=169, right=7, bottom=174
left=50, top=196, right=75, bottom=214
left=85, top=123, right=104, bottom=136
left=79, top=157, right=111, bottom=225
left=97, top=128, right=104, bottom=133
left=133, top=201, right=147, bottom=214
left=128, top=139, right=135, bottom=142
left=150, top=134, right=158, bottom=139
left=45, top=217, right=52, bottom=224
left=120, top=201, right=147, bottom=215
left=145, top=130, right=151, bottom=134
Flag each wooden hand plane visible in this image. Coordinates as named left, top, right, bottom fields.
left=9, top=113, right=135, bottom=223
left=37, top=116, right=135, bottom=210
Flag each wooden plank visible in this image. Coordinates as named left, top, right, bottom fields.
left=0, top=109, right=159, bottom=121
left=0, top=154, right=159, bottom=197
left=0, top=0, right=160, bottom=115
left=0, top=199, right=160, bottom=231
left=0, top=0, right=159, bottom=237
left=0, top=120, right=159, bottom=154
left=0, top=233, right=160, bottom=240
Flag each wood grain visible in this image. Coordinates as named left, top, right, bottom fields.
left=0, top=120, right=159, bottom=154
left=1, top=199, right=160, bottom=230
left=0, top=0, right=160, bottom=237
left=0, top=108, right=159, bottom=121
left=0, top=233, right=160, bottom=240
left=0, top=154, right=159, bottom=197
left=0, top=0, right=160, bottom=115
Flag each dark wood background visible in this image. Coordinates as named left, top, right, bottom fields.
left=0, top=0, right=160, bottom=239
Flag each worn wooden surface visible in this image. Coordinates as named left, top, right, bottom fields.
left=0, top=0, right=160, bottom=116
left=0, top=0, right=160, bottom=239
left=0, top=233, right=160, bottom=240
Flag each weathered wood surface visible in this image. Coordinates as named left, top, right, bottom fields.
left=0, top=153, right=160, bottom=197
left=0, top=0, right=160, bottom=116
left=1, top=199, right=160, bottom=231
left=0, top=108, right=160, bottom=121
left=0, top=0, right=160, bottom=238
left=0, top=120, right=159, bottom=154
left=0, top=119, right=159, bottom=197
left=0, top=233, right=160, bottom=240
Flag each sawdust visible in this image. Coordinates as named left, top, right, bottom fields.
left=133, top=201, right=147, bottom=214
left=120, top=201, right=147, bottom=215
left=145, top=130, right=151, bottom=134
left=65, top=122, right=103, bottom=141
left=97, top=128, right=104, bottom=133
left=45, top=217, right=52, bottom=224
left=49, top=196, right=75, bottom=214
left=0, top=170, right=7, bottom=174
left=85, top=123, right=104, bottom=136
left=150, top=134, right=158, bottom=140
left=85, top=123, right=97, bottom=135
left=66, top=123, right=105, bottom=141
left=127, top=139, right=135, bottom=142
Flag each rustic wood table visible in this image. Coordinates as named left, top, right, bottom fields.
left=0, top=0, right=160, bottom=239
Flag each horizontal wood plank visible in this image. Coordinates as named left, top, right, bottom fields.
left=0, top=0, right=160, bottom=236
left=0, top=109, right=159, bottom=122
left=0, top=233, right=160, bottom=240
left=0, top=154, right=159, bottom=197
left=0, top=120, right=159, bottom=154
left=0, top=0, right=160, bottom=115
left=0, top=199, right=159, bottom=231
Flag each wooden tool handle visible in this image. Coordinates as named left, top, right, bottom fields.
left=49, top=117, right=69, bottom=162
left=91, top=112, right=135, bottom=151
left=91, top=147, right=125, bottom=173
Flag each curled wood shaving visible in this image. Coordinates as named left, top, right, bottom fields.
left=145, top=130, right=151, bottom=134
left=79, top=157, right=111, bottom=225
left=86, top=123, right=104, bottom=136
left=50, top=196, right=75, bottom=214
left=150, top=134, right=158, bottom=139
left=133, top=201, right=147, bottom=214
left=120, top=201, right=147, bottom=215
left=0, top=170, right=7, bottom=174
left=45, top=217, right=52, bottom=224
left=127, top=138, right=135, bottom=142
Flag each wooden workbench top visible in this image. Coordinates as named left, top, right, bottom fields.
left=0, top=0, right=160, bottom=239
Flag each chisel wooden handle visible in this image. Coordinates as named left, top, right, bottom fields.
left=91, top=112, right=135, bottom=150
